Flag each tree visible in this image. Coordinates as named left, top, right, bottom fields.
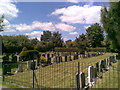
left=101, top=2, right=120, bottom=52
left=0, top=15, right=4, bottom=32
left=2, top=35, right=35, bottom=53
left=41, top=31, right=52, bottom=41
left=51, top=31, right=63, bottom=48
left=65, top=40, right=75, bottom=48
left=75, top=34, right=88, bottom=53
left=86, top=23, right=104, bottom=48
left=34, top=41, right=53, bottom=52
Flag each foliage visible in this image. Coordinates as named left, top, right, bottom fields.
left=51, top=31, right=63, bottom=48
left=19, top=50, right=39, bottom=61
left=2, top=35, right=34, bottom=53
left=65, top=40, right=76, bottom=48
left=55, top=47, right=79, bottom=52
left=41, top=31, right=52, bottom=41
left=86, top=23, right=104, bottom=48
left=40, top=56, right=47, bottom=64
left=101, top=2, right=120, bottom=52
left=35, top=41, right=53, bottom=52
left=2, top=54, right=9, bottom=61
left=75, top=34, right=88, bottom=53
left=0, top=15, right=4, bottom=32
left=11, top=54, right=17, bottom=62
left=86, top=47, right=106, bottom=52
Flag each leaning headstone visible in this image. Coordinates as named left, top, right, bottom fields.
left=88, top=66, right=94, bottom=87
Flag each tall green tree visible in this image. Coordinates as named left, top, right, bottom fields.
left=51, top=31, right=63, bottom=48
left=101, top=2, right=120, bottom=52
left=75, top=34, right=88, bottom=53
left=86, top=23, right=104, bottom=48
left=41, top=31, right=52, bottom=41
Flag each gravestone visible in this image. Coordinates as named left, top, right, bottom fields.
left=47, top=57, right=51, bottom=64
left=27, top=61, right=32, bottom=70
left=65, top=56, right=67, bottom=62
left=76, top=72, right=86, bottom=89
left=99, top=60, right=104, bottom=72
left=95, top=62, right=99, bottom=72
left=88, top=66, right=94, bottom=87
left=71, top=56, right=74, bottom=60
left=17, top=56, right=20, bottom=62
left=17, top=64, right=23, bottom=72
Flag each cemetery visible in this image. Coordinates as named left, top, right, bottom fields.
left=2, top=52, right=119, bottom=88
left=0, top=1, right=120, bottom=89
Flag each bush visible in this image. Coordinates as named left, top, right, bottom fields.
left=19, top=50, right=39, bottom=61
left=40, top=56, right=47, bottom=64
left=86, top=47, right=106, bottom=52
left=54, top=47, right=79, bottom=52
left=11, top=54, right=17, bottom=62
left=2, top=55, right=9, bottom=61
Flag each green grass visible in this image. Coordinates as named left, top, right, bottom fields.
left=4, top=53, right=117, bottom=88
left=93, top=60, right=120, bottom=88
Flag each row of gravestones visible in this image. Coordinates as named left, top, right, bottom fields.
left=76, top=54, right=118, bottom=89
left=39, top=52, right=103, bottom=64
left=14, top=52, right=104, bottom=74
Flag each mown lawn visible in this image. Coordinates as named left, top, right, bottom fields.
left=4, top=53, right=117, bottom=88
left=93, top=59, right=120, bottom=88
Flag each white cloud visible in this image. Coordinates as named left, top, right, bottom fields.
left=67, top=0, right=79, bottom=3
left=25, top=31, right=43, bottom=36
left=69, top=31, right=78, bottom=35
left=84, top=25, right=91, bottom=29
left=51, top=5, right=102, bottom=24
left=64, top=37, right=69, bottom=41
left=55, top=23, right=76, bottom=32
left=9, top=21, right=76, bottom=32
left=10, top=21, right=56, bottom=32
left=0, top=0, right=19, bottom=20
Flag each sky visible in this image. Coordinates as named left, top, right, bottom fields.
left=0, top=0, right=109, bottom=41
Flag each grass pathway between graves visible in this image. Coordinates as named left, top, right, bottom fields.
left=93, top=59, right=120, bottom=88
left=4, top=53, right=116, bottom=88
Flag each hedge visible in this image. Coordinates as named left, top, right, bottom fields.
left=86, top=47, right=106, bottom=52
left=19, top=50, right=39, bottom=61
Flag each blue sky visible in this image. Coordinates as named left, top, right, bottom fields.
left=0, top=0, right=109, bottom=41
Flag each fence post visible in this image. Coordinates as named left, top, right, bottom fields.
left=32, top=59, right=35, bottom=88
left=76, top=62, right=80, bottom=90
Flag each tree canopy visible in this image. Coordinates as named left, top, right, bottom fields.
left=101, top=2, right=120, bottom=52
left=86, top=23, right=104, bottom=48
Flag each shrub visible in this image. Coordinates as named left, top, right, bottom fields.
left=40, top=56, right=47, bottom=64
left=2, top=55, right=9, bottom=61
left=86, top=47, right=106, bottom=52
left=19, top=50, right=39, bottom=61
left=11, top=54, right=17, bottom=62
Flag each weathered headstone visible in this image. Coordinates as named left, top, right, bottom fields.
left=76, top=72, right=86, bottom=89
left=27, top=61, right=32, bottom=70
left=16, top=64, right=23, bottom=73
left=88, top=66, right=94, bottom=87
